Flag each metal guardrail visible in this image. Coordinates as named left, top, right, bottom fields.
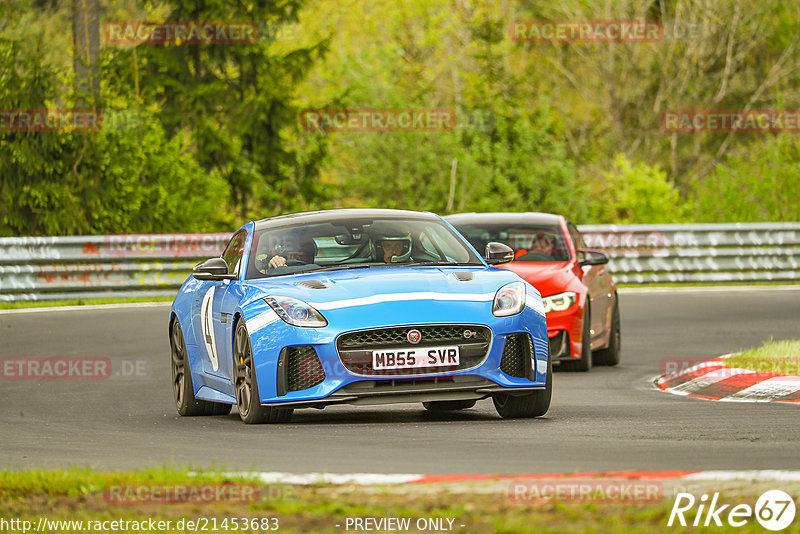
left=0, top=223, right=798, bottom=301
left=0, top=234, right=231, bottom=302
left=580, top=222, right=800, bottom=284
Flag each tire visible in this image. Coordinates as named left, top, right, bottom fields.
left=493, top=359, right=552, bottom=418
left=563, top=304, right=592, bottom=372
left=234, top=320, right=293, bottom=424
left=423, top=400, right=477, bottom=411
left=593, top=297, right=621, bottom=366
left=170, top=319, right=232, bottom=416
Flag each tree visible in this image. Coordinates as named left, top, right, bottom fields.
left=105, top=0, right=331, bottom=220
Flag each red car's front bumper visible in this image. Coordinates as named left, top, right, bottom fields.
left=546, top=304, right=584, bottom=362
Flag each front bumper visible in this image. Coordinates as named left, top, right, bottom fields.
left=243, top=297, right=549, bottom=405
left=545, top=305, right=583, bottom=361
left=261, top=375, right=546, bottom=408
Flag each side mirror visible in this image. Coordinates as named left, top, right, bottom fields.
left=193, top=257, right=237, bottom=281
left=577, top=249, right=608, bottom=267
left=485, top=242, right=514, bottom=265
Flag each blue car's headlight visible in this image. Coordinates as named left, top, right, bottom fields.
left=264, top=296, right=327, bottom=327
left=492, top=281, right=526, bottom=317
left=542, top=291, right=577, bottom=313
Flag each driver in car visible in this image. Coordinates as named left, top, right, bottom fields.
left=376, top=234, right=412, bottom=263
left=264, top=235, right=316, bottom=270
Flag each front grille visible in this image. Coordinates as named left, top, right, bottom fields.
left=285, top=346, right=325, bottom=391
left=500, top=333, right=533, bottom=378
left=336, top=325, right=491, bottom=376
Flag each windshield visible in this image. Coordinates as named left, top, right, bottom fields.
left=453, top=223, right=571, bottom=262
left=246, top=217, right=483, bottom=279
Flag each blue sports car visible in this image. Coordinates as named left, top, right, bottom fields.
left=169, top=209, right=551, bottom=423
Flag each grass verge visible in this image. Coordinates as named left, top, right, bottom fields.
left=1, top=468, right=799, bottom=533
left=726, top=339, right=800, bottom=376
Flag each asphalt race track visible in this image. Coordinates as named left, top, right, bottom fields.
left=1, top=287, right=799, bottom=474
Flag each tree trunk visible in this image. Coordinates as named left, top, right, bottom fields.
left=72, top=0, right=100, bottom=106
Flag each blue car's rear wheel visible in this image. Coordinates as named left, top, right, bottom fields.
left=234, top=320, right=293, bottom=424
left=171, top=319, right=231, bottom=416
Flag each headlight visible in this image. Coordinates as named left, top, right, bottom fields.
left=542, top=292, right=577, bottom=313
left=493, top=281, right=526, bottom=317
left=264, top=296, right=327, bottom=327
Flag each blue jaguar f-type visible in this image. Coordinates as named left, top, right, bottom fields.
left=169, top=209, right=551, bottom=423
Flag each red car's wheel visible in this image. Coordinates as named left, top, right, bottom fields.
left=594, top=297, right=621, bottom=366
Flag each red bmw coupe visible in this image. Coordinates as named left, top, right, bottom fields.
left=446, top=212, right=620, bottom=371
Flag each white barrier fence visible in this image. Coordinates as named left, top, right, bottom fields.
left=0, top=223, right=798, bottom=301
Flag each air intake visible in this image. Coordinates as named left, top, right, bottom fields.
left=277, top=346, right=326, bottom=395
left=500, top=333, right=534, bottom=379
left=295, top=279, right=328, bottom=289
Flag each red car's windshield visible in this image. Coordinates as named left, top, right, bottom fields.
left=455, top=223, right=571, bottom=262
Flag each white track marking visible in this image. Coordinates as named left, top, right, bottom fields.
left=684, top=471, right=800, bottom=482
left=620, top=285, right=800, bottom=294
left=209, top=472, right=424, bottom=485
left=722, top=377, right=800, bottom=402
left=0, top=302, right=172, bottom=314
left=667, top=368, right=755, bottom=396
left=193, top=470, right=800, bottom=485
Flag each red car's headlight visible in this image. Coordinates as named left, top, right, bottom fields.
left=542, top=292, right=577, bottom=313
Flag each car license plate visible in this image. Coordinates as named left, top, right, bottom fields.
left=372, top=345, right=460, bottom=370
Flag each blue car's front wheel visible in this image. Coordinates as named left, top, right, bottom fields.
left=171, top=319, right=231, bottom=417
left=234, top=320, right=293, bottom=424
left=492, top=360, right=552, bottom=419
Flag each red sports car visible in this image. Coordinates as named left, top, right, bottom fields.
left=446, top=213, right=620, bottom=371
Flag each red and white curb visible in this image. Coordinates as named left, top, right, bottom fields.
left=654, top=354, right=800, bottom=403
left=212, top=470, right=800, bottom=485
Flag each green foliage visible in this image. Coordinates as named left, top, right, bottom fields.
left=104, top=0, right=331, bottom=220
left=457, top=106, right=587, bottom=220
left=693, top=135, right=800, bottom=222
left=600, top=154, right=687, bottom=224
left=0, top=17, right=231, bottom=236
left=3, top=0, right=800, bottom=235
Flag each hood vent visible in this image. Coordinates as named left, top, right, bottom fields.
left=452, top=272, right=474, bottom=281
left=295, top=279, right=328, bottom=289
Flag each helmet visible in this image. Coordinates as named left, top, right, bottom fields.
left=284, top=234, right=317, bottom=264
left=254, top=232, right=317, bottom=273
left=375, top=232, right=412, bottom=263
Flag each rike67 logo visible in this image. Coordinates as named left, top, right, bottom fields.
left=668, top=490, right=796, bottom=531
